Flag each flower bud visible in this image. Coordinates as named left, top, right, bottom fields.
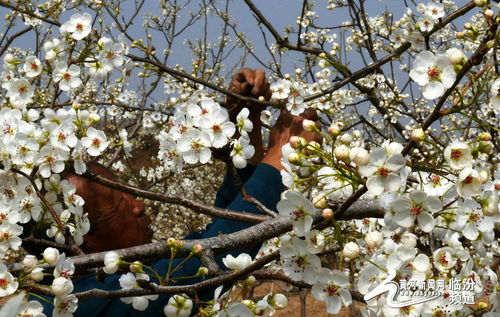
left=477, top=302, right=488, bottom=310
left=334, top=145, right=350, bottom=161
left=479, top=170, right=489, bottom=183
left=364, top=231, right=383, bottom=249
left=89, top=113, right=100, bottom=123
left=307, top=141, right=321, bottom=152
left=342, top=242, right=360, bottom=260
left=411, top=128, right=426, bottom=141
left=243, top=275, right=256, bottom=286
left=43, top=247, right=59, bottom=265
left=52, top=277, right=73, bottom=297
left=302, top=119, right=317, bottom=132
left=31, top=268, right=44, bottom=282
left=287, top=152, right=302, bottom=166
left=3, top=53, right=14, bottom=64
left=322, top=208, right=333, bottom=219
left=485, top=9, right=494, bottom=18
left=478, top=141, right=493, bottom=154
left=192, top=244, right=203, bottom=255
left=197, top=267, right=209, bottom=276
left=167, top=237, right=177, bottom=247
left=349, top=147, right=369, bottom=166
left=312, top=195, right=327, bottom=209
left=295, top=68, right=302, bottom=75
left=103, top=251, right=121, bottom=274
left=130, top=261, right=143, bottom=273
left=289, top=136, right=306, bottom=149
left=446, top=48, right=466, bottom=65
left=474, top=0, right=487, bottom=6
left=339, top=133, right=352, bottom=145
left=271, top=293, right=288, bottom=309
left=482, top=194, right=499, bottom=216
left=327, top=123, right=341, bottom=137
left=23, top=255, right=38, bottom=269
left=479, top=132, right=492, bottom=141
left=401, top=233, right=417, bottom=248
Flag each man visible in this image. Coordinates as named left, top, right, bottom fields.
left=40, top=68, right=321, bottom=316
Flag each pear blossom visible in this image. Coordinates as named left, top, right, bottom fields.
left=304, top=229, right=325, bottom=254
left=408, top=32, right=426, bottom=50
left=235, top=108, right=253, bottom=138
left=359, top=147, right=406, bottom=196
left=0, top=222, right=23, bottom=254
left=85, top=60, right=109, bottom=79
left=81, top=127, right=109, bottom=156
left=456, top=167, right=482, bottom=197
left=198, top=109, right=235, bottom=148
left=491, top=78, right=500, bottom=112
left=61, top=12, right=92, bottom=40
left=53, top=294, right=78, bottom=317
left=392, top=190, right=441, bottom=232
left=50, top=122, right=78, bottom=151
left=215, top=302, right=253, bottom=317
left=16, top=300, right=46, bottom=317
left=164, top=294, right=193, bottom=317
left=54, top=253, right=75, bottom=279
left=311, top=269, right=352, bottom=314
left=409, top=50, right=456, bottom=99
left=456, top=201, right=493, bottom=240
left=222, top=253, right=253, bottom=271
left=444, top=141, right=472, bottom=170
left=0, top=70, right=15, bottom=90
left=7, top=78, right=34, bottom=109
left=119, top=272, right=159, bottom=310
left=433, top=247, right=457, bottom=272
left=417, top=14, right=434, bottom=32
left=280, top=237, right=321, bottom=282
left=23, top=56, right=42, bottom=78
left=270, top=79, right=291, bottom=99
left=98, top=37, right=125, bottom=69
left=37, top=145, right=68, bottom=178
left=277, top=191, right=316, bottom=236
left=43, top=38, right=66, bottom=61
left=286, top=95, right=307, bottom=115
left=230, top=137, right=255, bottom=169
left=425, top=2, right=445, bottom=19
left=0, top=263, right=18, bottom=297
left=52, top=62, right=82, bottom=91
left=176, top=129, right=212, bottom=164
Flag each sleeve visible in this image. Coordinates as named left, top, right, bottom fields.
left=214, top=164, right=256, bottom=209
left=43, top=163, right=283, bottom=317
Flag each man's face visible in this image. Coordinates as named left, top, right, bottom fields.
left=64, top=163, right=153, bottom=253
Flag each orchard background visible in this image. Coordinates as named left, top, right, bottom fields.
left=0, top=0, right=499, bottom=316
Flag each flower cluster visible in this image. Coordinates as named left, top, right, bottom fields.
left=157, top=95, right=257, bottom=171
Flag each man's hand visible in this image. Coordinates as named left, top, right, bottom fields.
left=226, top=68, right=271, bottom=115
left=262, top=108, right=323, bottom=171
left=227, top=68, right=271, bottom=165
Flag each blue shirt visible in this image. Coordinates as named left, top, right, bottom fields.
left=40, top=163, right=283, bottom=316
